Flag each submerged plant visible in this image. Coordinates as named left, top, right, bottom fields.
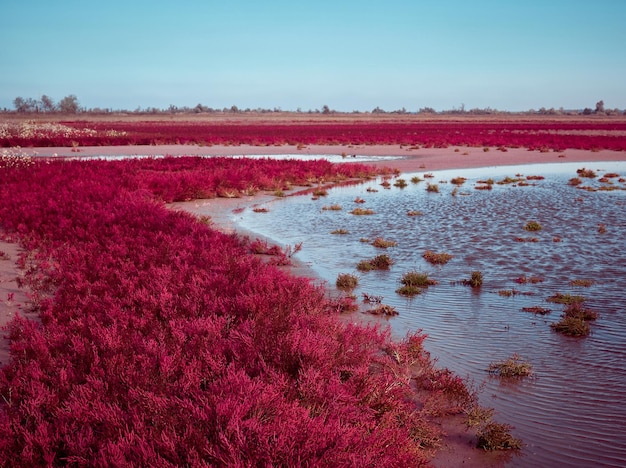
left=450, top=176, right=467, bottom=185
left=551, top=316, right=591, bottom=336
left=577, top=167, right=597, bottom=178
left=463, top=271, right=483, bottom=288
left=312, top=187, right=328, bottom=196
left=396, top=270, right=437, bottom=297
left=350, top=207, right=375, bottom=215
left=523, top=220, right=542, bottom=232
left=569, top=279, right=595, bottom=287
left=371, top=237, right=397, bottom=249
left=546, top=293, right=585, bottom=305
left=476, top=423, right=523, bottom=451
left=521, top=306, right=551, bottom=315
left=369, top=304, right=399, bottom=316
left=357, top=254, right=394, bottom=271
left=487, top=354, right=533, bottom=377
left=423, top=250, right=453, bottom=265
left=336, top=273, right=359, bottom=291
left=515, top=275, right=544, bottom=284
left=426, top=183, right=440, bottom=193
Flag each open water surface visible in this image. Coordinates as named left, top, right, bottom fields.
left=236, top=161, right=626, bottom=467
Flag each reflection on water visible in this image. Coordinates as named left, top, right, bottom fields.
left=66, top=153, right=403, bottom=163
left=237, top=161, right=626, bottom=467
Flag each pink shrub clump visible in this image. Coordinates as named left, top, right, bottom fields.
left=3, top=119, right=626, bottom=151
left=0, top=156, right=468, bottom=465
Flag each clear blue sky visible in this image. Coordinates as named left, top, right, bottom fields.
left=1, top=0, right=625, bottom=112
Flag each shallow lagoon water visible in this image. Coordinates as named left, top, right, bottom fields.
left=236, top=161, right=626, bottom=467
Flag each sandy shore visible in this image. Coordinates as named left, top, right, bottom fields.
left=2, top=144, right=624, bottom=466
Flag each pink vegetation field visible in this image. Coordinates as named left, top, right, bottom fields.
left=0, top=155, right=480, bottom=466
left=1, top=116, right=624, bottom=465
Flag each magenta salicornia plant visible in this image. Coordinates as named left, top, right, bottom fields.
left=0, top=157, right=475, bottom=466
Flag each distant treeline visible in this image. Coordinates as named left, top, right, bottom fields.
left=5, top=95, right=625, bottom=116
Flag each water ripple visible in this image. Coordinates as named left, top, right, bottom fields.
left=237, top=161, right=626, bottom=467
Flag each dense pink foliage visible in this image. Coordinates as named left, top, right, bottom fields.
left=3, top=119, right=626, bottom=150
left=0, top=157, right=467, bottom=466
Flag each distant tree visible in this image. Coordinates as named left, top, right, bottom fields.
left=13, top=96, right=28, bottom=112
left=371, top=106, right=385, bottom=114
left=582, top=107, right=593, bottom=115
left=417, top=107, right=436, bottom=114
left=230, top=105, right=240, bottom=113
left=58, top=94, right=80, bottom=113
left=321, top=104, right=331, bottom=114
left=595, top=100, right=605, bottom=114
left=40, top=94, right=56, bottom=112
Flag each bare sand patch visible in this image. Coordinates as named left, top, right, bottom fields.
left=0, top=241, right=31, bottom=366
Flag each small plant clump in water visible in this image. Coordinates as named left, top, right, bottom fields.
left=547, top=293, right=585, bottom=305
left=356, top=254, right=394, bottom=271
left=396, top=270, right=437, bottom=297
left=514, top=237, right=539, bottom=242
left=577, top=167, right=597, bottom=178
left=450, top=176, right=467, bottom=185
left=312, top=187, right=328, bottom=197
left=498, top=289, right=524, bottom=297
left=551, top=316, right=591, bottom=336
left=497, top=176, right=524, bottom=185
left=476, top=423, right=523, bottom=451
left=426, top=183, right=440, bottom=193
left=523, top=220, right=542, bottom=232
left=423, top=250, right=453, bottom=265
left=371, top=237, right=397, bottom=249
left=522, top=306, right=551, bottom=315
left=369, top=304, right=399, bottom=316
left=350, top=207, right=375, bottom=215
left=330, top=228, right=350, bottom=235
left=410, top=176, right=423, bottom=184
left=568, top=177, right=582, bottom=186
left=463, top=271, right=483, bottom=288
left=407, top=210, right=423, bottom=216
left=393, top=178, right=408, bottom=188
left=252, top=207, right=269, bottom=213
left=362, top=292, right=383, bottom=304
left=515, top=275, right=544, bottom=284
left=336, top=273, right=359, bottom=291
left=359, top=237, right=370, bottom=243
left=563, top=302, right=598, bottom=321
left=488, top=354, right=533, bottom=377
left=569, top=279, right=595, bottom=287
left=322, top=204, right=342, bottom=211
